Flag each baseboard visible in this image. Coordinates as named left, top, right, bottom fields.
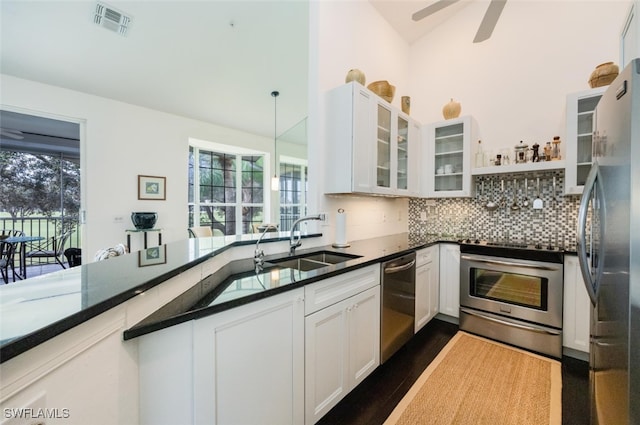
left=563, top=346, right=589, bottom=362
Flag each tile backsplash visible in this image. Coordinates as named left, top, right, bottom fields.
left=409, top=170, right=581, bottom=249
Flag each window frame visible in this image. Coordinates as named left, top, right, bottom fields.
left=189, top=140, right=270, bottom=236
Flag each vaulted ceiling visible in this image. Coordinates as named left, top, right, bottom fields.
left=0, top=1, right=309, bottom=141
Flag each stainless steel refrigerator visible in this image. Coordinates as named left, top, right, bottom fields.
left=577, top=58, right=640, bottom=425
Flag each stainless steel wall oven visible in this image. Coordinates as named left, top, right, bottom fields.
left=459, top=242, right=564, bottom=358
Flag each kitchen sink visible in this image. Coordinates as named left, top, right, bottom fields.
left=266, top=251, right=362, bottom=271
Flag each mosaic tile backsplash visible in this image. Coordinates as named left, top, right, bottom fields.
left=408, top=170, right=581, bottom=249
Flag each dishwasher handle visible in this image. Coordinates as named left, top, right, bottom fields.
left=384, top=259, right=416, bottom=274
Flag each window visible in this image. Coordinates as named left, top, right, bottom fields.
left=189, top=145, right=265, bottom=235
left=279, top=160, right=307, bottom=231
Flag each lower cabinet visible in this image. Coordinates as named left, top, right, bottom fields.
left=439, top=243, right=460, bottom=318
left=138, top=288, right=305, bottom=425
left=563, top=254, right=591, bottom=355
left=304, top=265, right=380, bottom=425
left=415, top=245, right=440, bottom=332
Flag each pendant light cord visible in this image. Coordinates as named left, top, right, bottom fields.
left=271, top=90, right=279, bottom=180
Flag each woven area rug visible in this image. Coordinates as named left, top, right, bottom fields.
left=384, top=332, right=561, bottom=425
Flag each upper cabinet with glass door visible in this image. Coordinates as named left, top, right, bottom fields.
left=325, top=82, right=419, bottom=196
left=422, top=116, right=474, bottom=198
left=565, top=87, right=606, bottom=195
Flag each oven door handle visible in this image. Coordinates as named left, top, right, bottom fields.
left=384, top=259, right=416, bottom=274
left=460, top=255, right=560, bottom=271
left=460, top=308, right=562, bottom=336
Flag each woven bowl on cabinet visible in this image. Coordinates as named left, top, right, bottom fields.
left=589, top=62, right=619, bottom=88
left=367, top=80, right=396, bottom=103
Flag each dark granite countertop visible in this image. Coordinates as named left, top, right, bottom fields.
left=0, top=232, right=319, bottom=363
left=123, top=233, right=446, bottom=340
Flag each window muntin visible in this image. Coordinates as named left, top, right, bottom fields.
left=189, top=146, right=265, bottom=235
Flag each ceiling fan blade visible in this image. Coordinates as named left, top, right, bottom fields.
left=412, top=0, right=460, bottom=22
left=0, top=128, right=25, bottom=140
left=473, top=0, right=507, bottom=43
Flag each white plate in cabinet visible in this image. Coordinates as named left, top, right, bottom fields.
left=422, top=116, right=474, bottom=198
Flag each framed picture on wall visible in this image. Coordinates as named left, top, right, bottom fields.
left=138, top=175, right=166, bottom=200
left=138, top=245, right=167, bottom=267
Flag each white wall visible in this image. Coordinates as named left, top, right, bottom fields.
left=1, top=74, right=289, bottom=258
left=309, top=0, right=627, bottom=246
left=408, top=0, right=630, bottom=159
left=309, top=0, right=412, bottom=245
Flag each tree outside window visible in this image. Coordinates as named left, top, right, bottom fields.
left=188, top=146, right=265, bottom=235
left=0, top=151, right=80, bottom=237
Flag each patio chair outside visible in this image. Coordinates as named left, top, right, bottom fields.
left=25, top=229, right=72, bottom=269
left=188, top=226, right=214, bottom=238
left=1, top=229, right=24, bottom=283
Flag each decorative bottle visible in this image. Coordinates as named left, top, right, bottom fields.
left=551, top=136, right=561, bottom=160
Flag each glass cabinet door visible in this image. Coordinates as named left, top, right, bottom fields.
left=376, top=104, right=391, bottom=189
left=434, top=122, right=464, bottom=192
left=396, top=116, right=409, bottom=190
left=576, top=95, right=602, bottom=186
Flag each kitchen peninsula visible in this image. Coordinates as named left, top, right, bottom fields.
left=0, top=231, right=450, bottom=424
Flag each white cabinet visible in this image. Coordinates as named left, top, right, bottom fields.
left=563, top=255, right=592, bottom=355
left=138, top=288, right=305, bottom=425
left=325, top=82, right=420, bottom=196
left=565, top=87, right=606, bottom=194
left=422, top=116, right=474, bottom=198
left=438, top=243, right=460, bottom=318
left=304, top=265, right=380, bottom=425
left=415, top=245, right=439, bottom=332
left=621, top=1, right=640, bottom=69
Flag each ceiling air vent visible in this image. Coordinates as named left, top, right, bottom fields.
left=94, top=2, right=131, bottom=36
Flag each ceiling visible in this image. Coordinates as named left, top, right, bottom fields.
left=0, top=1, right=309, bottom=144
left=370, top=0, right=476, bottom=44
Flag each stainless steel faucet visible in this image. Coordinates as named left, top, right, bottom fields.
left=289, top=214, right=324, bottom=254
left=254, top=224, right=278, bottom=272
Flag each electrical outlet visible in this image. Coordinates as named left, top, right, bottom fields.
left=420, top=211, right=427, bottom=221
left=114, top=216, right=124, bottom=223
left=382, top=212, right=387, bottom=222
left=397, top=210, right=402, bottom=221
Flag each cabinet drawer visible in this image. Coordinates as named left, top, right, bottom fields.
left=416, top=246, right=437, bottom=266
left=305, top=264, right=380, bottom=315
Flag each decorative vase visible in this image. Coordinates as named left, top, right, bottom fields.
left=401, top=96, right=411, bottom=115
left=589, top=62, right=619, bottom=88
left=367, top=80, right=395, bottom=103
left=442, top=98, right=461, bottom=119
left=345, top=69, right=366, bottom=86
left=131, top=212, right=158, bottom=229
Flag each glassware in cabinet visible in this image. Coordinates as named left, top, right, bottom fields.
left=423, top=116, right=473, bottom=198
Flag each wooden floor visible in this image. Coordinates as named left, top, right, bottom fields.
left=318, top=318, right=590, bottom=425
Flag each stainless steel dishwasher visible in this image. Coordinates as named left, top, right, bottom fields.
left=380, top=251, right=416, bottom=363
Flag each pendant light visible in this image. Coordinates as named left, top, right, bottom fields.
left=271, top=90, right=280, bottom=191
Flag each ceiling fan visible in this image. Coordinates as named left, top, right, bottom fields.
left=412, top=0, right=507, bottom=43
left=0, top=128, right=25, bottom=140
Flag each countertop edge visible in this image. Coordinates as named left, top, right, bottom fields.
left=0, top=233, right=321, bottom=364
left=123, top=238, right=444, bottom=340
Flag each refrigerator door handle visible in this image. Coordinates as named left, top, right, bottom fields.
left=577, top=162, right=600, bottom=305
